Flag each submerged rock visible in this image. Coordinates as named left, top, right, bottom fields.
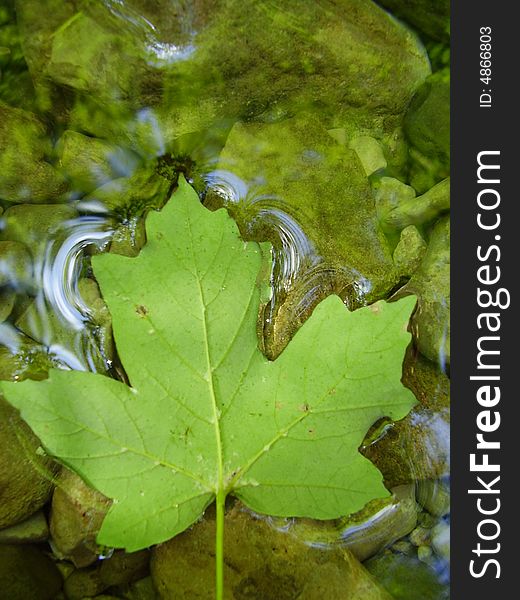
left=0, top=103, right=67, bottom=203
left=393, top=226, right=427, bottom=278
left=416, top=478, right=450, bottom=518
left=0, top=396, right=58, bottom=529
left=405, top=216, right=450, bottom=366
left=57, top=130, right=139, bottom=194
left=404, top=71, right=450, bottom=194
left=274, top=484, right=418, bottom=562
left=151, top=502, right=392, bottom=599
left=362, top=349, right=450, bottom=487
left=0, top=203, right=77, bottom=258
left=375, top=0, right=450, bottom=42
left=63, top=549, right=150, bottom=600
left=0, top=544, right=62, bottom=600
left=365, top=551, right=448, bottom=600
left=50, top=468, right=112, bottom=568
left=0, top=240, right=33, bottom=289
left=0, top=509, right=49, bottom=544
left=204, top=115, right=399, bottom=358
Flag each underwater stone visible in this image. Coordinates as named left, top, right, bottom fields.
left=0, top=288, right=16, bottom=322
left=0, top=240, right=33, bottom=289
left=0, top=103, right=67, bottom=203
left=278, top=484, right=418, bottom=562
left=0, top=509, right=49, bottom=544
left=0, top=544, right=63, bottom=599
left=151, top=502, right=393, bottom=599
left=406, top=216, right=450, bottom=366
left=416, top=479, right=450, bottom=518
left=404, top=70, right=450, bottom=194
left=49, top=468, right=112, bottom=568
left=349, top=136, right=388, bottom=177
left=205, top=115, right=399, bottom=358
left=365, top=552, right=448, bottom=600
left=162, top=0, right=429, bottom=121
left=430, top=520, right=450, bottom=562
left=376, top=0, right=450, bottom=43
left=57, top=130, right=134, bottom=194
left=362, top=349, right=450, bottom=487
left=393, top=226, right=427, bottom=278
left=63, top=549, right=150, bottom=600
left=0, top=203, right=77, bottom=258
left=381, top=178, right=450, bottom=233
left=86, top=168, right=171, bottom=216
left=0, top=397, right=58, bottom=529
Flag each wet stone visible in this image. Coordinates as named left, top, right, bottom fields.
left=0, top=509, right=49, bottom=544
left=278, top=484, right=418, bottom=562
left=406, top=216, right=450, bottom=366
left=404, top=70, right=450, bottom=194
left=0, top=544, right=63, bottom=600
left=364, top=551, right=448, bottom=600
left=57, top=130, right=137, bottom=194
left=362, top=349, right=450, bottom=487
left=151, top=503, right=393, bottom=599
left=204, top=115, right=399, bottom=359
left=430, top=520, right=450, bottom=562
left=393, top=226, right=427, bottom=278
left=349, top=136, right=387, bottom=177
left=63, top=549, right=150, bottom=600
left=416, top=479, right=450, bottom=518
left=0, top=396, right=58, bottom=529
left=0, top=102, right=67, bottom=203
left=50, top=468, right=112, bottom=568
left=375, top=0, right=450, bottom=43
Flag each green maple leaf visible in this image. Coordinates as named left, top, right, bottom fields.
left=1, top=177, right=415, bottom=597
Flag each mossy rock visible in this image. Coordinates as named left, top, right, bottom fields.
left=362, top=348, right=450, bottom=487
left=404, top=71, right=450, bottom=194
left=365, top=551, right=448, bottom=600
left=204, top=115, right=399, bottom=358
left=375, top=0, right=450, bottom=42
left=0, top=544, right=62, bottom=600
left=0, top=103, right=67, bottom=203
left=151, top=503, right=392, bottom=599
left=0, top=396, right=58, bottom=529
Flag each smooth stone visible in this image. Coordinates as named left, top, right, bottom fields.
left=50, top=469, right=112, bottom=568
left=404, top=70, right=450, bottom=194
left=0, top=510, right=49, bottom=544
left=0, top=544, right=62, bottom=599
left=57, top=130, right=137, bottom=194
left=0, top=240, right=33, bottom=289
left=205, top=115, right=399, bottom=359
left=380, top=178, right=450, bottom=233
left=406, top=216, right=450, bottom=366
left=376, top=0, right=450, bottom=42
left=361, top=348, right=449, bottom=487
left=0, top=203, right=77, bottom=258
left=63, top=550, right=150, bottom=600
left=431, top=521, right=450, bottom=561
left=0, top=103, right=67, bottom=203
left=279, top=484, right=418, bottom=562
left=349, top=136, right=387, bottom=176
left=416, top=479, right=450, bottom=517
left=392, top=226, right=427, bottom=277
left=0, top=397, right=58, bottom=529
left=151, top=502, right=393, bottom=599
left=365, top=552, right=448, bottom=600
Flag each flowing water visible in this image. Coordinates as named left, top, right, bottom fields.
left=0, top=0, right=450, bottom=598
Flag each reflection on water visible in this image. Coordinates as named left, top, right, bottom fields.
left=0, top=0, right=450, bottom=594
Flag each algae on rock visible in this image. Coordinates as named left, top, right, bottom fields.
left=151, top=503, right=393, bottom=600
left=204, top=115, right=399, bottom=358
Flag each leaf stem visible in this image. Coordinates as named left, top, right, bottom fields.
left=215, top=490, right=225, bottom=600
